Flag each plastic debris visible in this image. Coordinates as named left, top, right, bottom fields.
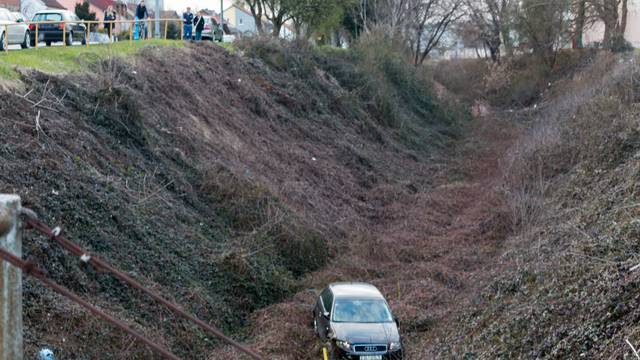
left=38, top=348, right=55, bottom=360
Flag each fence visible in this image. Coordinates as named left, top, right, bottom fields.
left=0, top=18, right=209, bottom=52
left=0, top=195, right=265, bottom=360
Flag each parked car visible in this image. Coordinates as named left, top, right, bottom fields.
left=30, top=10, right=86, bottom=47
left=201, top=16, right=215, bottom=41
left=314, top=283, right=404, bottom=360
left=0, top=8, right=30, bottom=50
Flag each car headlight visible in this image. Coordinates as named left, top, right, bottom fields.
left=389, top=341, right=402, bottom=351
left=336, top=340, right=351, bottom=351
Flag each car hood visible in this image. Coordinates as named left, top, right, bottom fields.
left=331, top=322, right=399, bottom=344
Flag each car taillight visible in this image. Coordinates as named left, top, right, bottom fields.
left=204, top=25, right=211, bottom=30
left=28, top=24, right=35, bottom=31
left=58, top=23, right=64, bottom=29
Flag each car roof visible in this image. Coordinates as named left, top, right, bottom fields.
left=329, top=282, right=385, bottom=299
left=35, top=10, right=72, bottom=14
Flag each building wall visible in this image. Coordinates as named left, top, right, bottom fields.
left=584, top=4, right=640, bottom=47
left=225, top=6, right=255, bottom=35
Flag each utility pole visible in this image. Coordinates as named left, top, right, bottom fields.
left=154, top=0, right=160, bottom=38
left=220, top=0, right=224, bottom=35
left=0, top=195, right=23, bottom=360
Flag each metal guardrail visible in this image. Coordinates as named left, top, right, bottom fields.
left=0, top=18, right=200, bottom=52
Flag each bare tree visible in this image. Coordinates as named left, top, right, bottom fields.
left=587, top=0, right=629, bottom=49
left=574, top=0, right=587, bottom=48
left=517, top=0, right=572, bottom=67
left=407, top=0, right=464, bottom=65
left=262, top=0, right=295, bottom=37
left=239, top=0, right=265, bottom=34
left=466, top=0, right=516, bottom=62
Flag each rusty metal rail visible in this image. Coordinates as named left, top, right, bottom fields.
left=23, top=216, right=265, bottom=360
left=0, top=246, right=181, bottom=360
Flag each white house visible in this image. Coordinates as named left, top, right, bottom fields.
left=223, top=4, right=257, bottom=35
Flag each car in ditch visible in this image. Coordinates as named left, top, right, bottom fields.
left=30, top=10, right=87, bottom=47
left=313, top=282, right=404, bottom=360
left=0, top=8, right=30, bottom=50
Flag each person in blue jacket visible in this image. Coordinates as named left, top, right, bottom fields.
left=183, top=7, right=194, bottom=40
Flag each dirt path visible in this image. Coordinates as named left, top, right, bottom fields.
left=214, top=111, right=520, bottom=359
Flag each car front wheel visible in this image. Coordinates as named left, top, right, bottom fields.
left=65, top=31, right=73, bottom=46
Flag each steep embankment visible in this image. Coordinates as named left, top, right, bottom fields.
left=428, top=52, right=640, bottom=358
left=0, top=39, right=463, bottom=359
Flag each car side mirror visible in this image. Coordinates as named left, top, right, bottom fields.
left=323, top=311, right=330, bottom=319
left=16, top=19, right=23, bottom=23
left=394, top=317, right=400, bottom=328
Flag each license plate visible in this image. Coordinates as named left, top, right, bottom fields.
left=360, top=356, right=382, bottom=360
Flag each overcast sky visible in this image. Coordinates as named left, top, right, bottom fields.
left=163, top=0, right=234, bottom=12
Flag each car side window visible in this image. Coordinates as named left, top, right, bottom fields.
left=320, top=289, right=333, bottom=312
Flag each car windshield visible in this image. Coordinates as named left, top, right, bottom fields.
left=332, top=299, right=393, bottom=323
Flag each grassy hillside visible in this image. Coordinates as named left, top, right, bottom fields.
left=0, top=38, right=463, bottom=359
left=431, top=52, right=640, bottom=358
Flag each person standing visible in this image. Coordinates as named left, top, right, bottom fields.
left=104, top=5, right=117, bottom=40
left=182, top=7, right=194, bottom=40
left=194, top=11, right=205, bottom=41
left=136, top=0, right=149, bottom=39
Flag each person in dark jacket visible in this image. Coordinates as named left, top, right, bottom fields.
left=104, top=5, right=116, bottom=39
left=135, top=0, right=149, bottom=39
left=193, top=11, right=205, bottom=41
left=182, top=7, right=194, bottom=40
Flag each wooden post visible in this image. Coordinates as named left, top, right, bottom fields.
left=180, top=20, right=183, bottom=41
left=108, top=21, right=112, bottom=43
left=163, top=19, right=167, bottom=40
left=129, top=20, right=133, bottom=45
left=35, top=23, right=38, bottom=49
left=86, top=21, right=90, bottom=47
left=62, top=21, right=66, bottom=46
left=0, top=195, right=23, bottom=360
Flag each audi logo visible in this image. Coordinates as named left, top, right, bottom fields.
left=364, top=346, right=377, bottom=352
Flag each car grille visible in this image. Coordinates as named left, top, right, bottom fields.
left=354, top=344, right=387, bottom=352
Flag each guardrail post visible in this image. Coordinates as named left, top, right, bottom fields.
left=0, top=195, right=23, bottom=360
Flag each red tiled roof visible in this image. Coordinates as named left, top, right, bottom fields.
left=43, top=0, right=66, bottom=9
left=89, top=0, right=115, bottom=11
left=0, top=0, right=19, bottom=11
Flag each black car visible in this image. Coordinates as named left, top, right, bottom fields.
left=314, top=283, right=404, bottom=360
left=30, top=10, right=87, bottom=47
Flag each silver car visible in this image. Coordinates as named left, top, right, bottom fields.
left=0, top=8, right=30, bottom=50
left=314, top=283, right=404, bottom=360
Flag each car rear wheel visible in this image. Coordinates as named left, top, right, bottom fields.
left=46, top=40, right=51, bottom=46
left=21, top=32, right=30, bottom=49
left=0, top=32, right=5, bottom=51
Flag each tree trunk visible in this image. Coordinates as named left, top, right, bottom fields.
left=575, top=0, right=586, bottom=49
left=620, top=0, right=628, bottom=34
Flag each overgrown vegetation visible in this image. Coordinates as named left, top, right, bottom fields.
left=432, top=51, right=640, bottom=359
left=0, top=35, right=464, bottom=359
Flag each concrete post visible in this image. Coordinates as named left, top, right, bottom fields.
left=0, top=195, right=22, bottom=360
